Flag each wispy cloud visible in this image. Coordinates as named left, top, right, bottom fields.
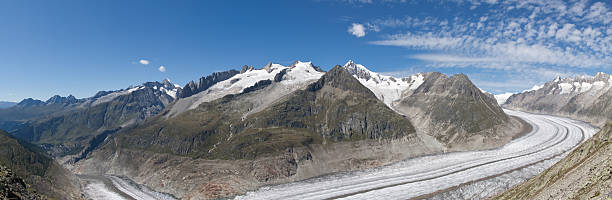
left=139, top=59, right=150, bottom=65
left=340, top=0, right=612, bottom=92
left=158, top=65, right=166, bottom=72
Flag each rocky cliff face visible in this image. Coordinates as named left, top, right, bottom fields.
left=344, top=61, right=522, bottom=151
left=495, top=121, right=612, bottom=199
left=505, top=72, right=612, bottom=126
left=73, top=65, right=434, bottom=199
left=178, top=70, right=240, bottom=98
left=0, top=130, right=82, bottom=200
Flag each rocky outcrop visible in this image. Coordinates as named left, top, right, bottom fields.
left=495, top=121, right=612, bottom=199
left=178, top=69, right=239, bottom=98
left=505, top=72, right=612, bottom=127
left=0, top=165, right=46, bottom=200
left=0, top=130, right=82, bottom=200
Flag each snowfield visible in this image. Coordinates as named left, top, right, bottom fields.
left=236, top=110, right=598, bottom=200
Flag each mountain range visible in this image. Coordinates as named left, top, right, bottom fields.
left=0, top=60, right=528, bottom=199
left=45, top=61, right=520, bottom=198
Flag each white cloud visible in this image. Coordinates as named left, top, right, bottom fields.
left=348, top=23, right=366, bottom=37
left=410, top=54, right=496, bottom=63
left=158, top=65, right=166, bottom=72
left=139, top=59, right=150, bottom=65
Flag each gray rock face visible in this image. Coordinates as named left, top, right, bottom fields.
left=505, top=72, right=612, bottom=126
left=240, top=65, right=255, bottom=73
left=0, top=165, right=46, bottom=200
left=344, top=60, right=373, bottom=81
left=394, top=72, right=516, bottom=151
left=178, top=69, right=239, bottom=98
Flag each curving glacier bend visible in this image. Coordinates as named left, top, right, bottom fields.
left=235, top=109, right=598, bottom=200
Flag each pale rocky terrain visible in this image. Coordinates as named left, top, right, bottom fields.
left=495, top=121, right=612, bottom=199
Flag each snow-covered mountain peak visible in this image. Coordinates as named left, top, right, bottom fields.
left=280, top=61, right=324, bottom=85
left=342, top=60, right=425, bottom=109
left=343, top=60, right=376, bottom=81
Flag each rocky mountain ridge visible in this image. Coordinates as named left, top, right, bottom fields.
left=344, top=61, right=523, bottom=151
left=0, top=79, right=182, bottom=159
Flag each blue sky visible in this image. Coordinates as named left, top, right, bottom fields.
left=1, top=0, right=610, bottom=102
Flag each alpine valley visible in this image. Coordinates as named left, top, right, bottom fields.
left=1, top=60, right=607, bottom=200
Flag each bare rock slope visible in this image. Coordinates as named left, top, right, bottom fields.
left=495, top=121, right=612, bottom=199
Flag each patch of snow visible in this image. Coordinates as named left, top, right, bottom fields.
left=592, top=81, right=606, bottom=90
left=161, top=87, right=178, bottom=99
left=522, top=84, right=543, bottom=92
left=558, top=83, right=573, bottom=94
left=494, top=93, right=514, bottom=105
left=92, top=86, right=143, bottom=106
left=281, top=61, right=324, bottom=86
left=577, top=82, right=592, bottom=93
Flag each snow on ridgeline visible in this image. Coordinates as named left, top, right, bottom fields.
left=343, top=60, right=424, bottom=109
left=493, top=85, right=543, bottom=105
left=91, top=79, right=180, bottom=106
left=494, top=72, right=611, bottom=105
left=166, top=61, right=324, bottom=117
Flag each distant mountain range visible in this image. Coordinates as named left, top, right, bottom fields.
left=0, top=101, right=16, bottom=109
left=504, top=72, right=612, bottom=126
